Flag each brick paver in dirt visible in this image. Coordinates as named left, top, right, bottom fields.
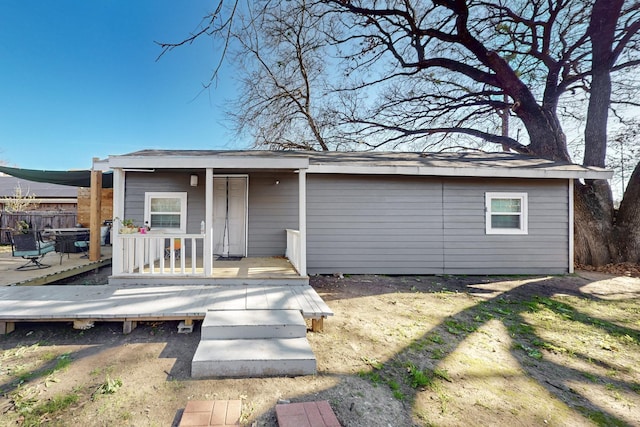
left=178, top=400, right=241, bottom=427
left=275, top=401, right=341, bottom=427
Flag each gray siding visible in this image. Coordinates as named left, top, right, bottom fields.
left=124, top=171, right=205, bottom=234
left=306, top=175, right=569, bottom=275
left=124, top=171, right=298, bottom=257
left=247, top=172, right=299, bottom=257
left=307, top=175, right=444, bottom=275
left=442, top=178, right=568, bottom=275
left=124, top=171, right=570, bottom=275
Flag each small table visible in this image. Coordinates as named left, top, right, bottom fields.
left=48, top=229, right=90, bottom=263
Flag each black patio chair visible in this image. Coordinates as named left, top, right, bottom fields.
left=6, top=230, right=56, bottom=270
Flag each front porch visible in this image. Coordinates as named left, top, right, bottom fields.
left=110, top=232, right=306, bottom=286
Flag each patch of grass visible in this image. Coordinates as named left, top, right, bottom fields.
left=361, top=356, right=384, bottom=370
left=433, top=368, right=452, bottom=382
left=492, top=307, right=513, bottom=316
left=387, top=379, right=406, bottom=400
left=427, top=333, right=444, bottom=344
left=392, top=390, right=405, bottom=400
left=430, top=348, right=445, bottom=360
left=20, top=391, right=79, bottom=427
left=13, top=353, right=72, bottom=384
left=405, top=363, right=433, bottom=389
left=388, top=379, right=400, bottom=391
left=444, top=319, right=476, bottom=335
left=513, top=342, right=543, bottom=360
left=582, top=372, right=598, bottom=383
left=581, top=408, right=628, bottom=427
left=507, top=322, right=534, bottom=336
left=409, top=339, right=428, bottom=351
left=358, top=370, right=382, bottom=386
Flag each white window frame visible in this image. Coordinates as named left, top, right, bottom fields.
left=485, top=192, right=528, bottom=235
left=144, top=192, right=187, bottom=233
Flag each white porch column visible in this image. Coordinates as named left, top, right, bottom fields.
left=298, top=169, right=307, bottom=276
left=204, top=168, right=214, bottom=275
left=112, top=168, right=125, bottom=275
left=568, top=178, right=574, bottom=274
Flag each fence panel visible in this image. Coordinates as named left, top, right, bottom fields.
left=0, top=211, right=78, bottom=244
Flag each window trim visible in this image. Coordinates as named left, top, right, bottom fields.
left=485, top=192, right=528, bottom=235
left=144, top=192, right=187, bottom=233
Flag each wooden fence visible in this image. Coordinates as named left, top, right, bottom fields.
left=0, top=211, right=77, bottom=244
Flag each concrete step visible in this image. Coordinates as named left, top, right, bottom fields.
left=201, top=309, right=307, bottom=340
left=191, top=337, right=317, bottom=378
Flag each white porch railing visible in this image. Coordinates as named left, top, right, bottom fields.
left=285, top=229, right=302, bottom=274
left=118, top=233, right=205, bottom=276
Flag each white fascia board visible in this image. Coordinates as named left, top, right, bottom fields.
left=307, top=164, right=613, bottom=180
left=108, top=155, right=309, bottom=170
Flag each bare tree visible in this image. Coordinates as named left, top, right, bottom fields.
left=4, top=184, right=39, bottom=212
left=228, top=0, right=340, bottom=151
left=159, top=0, right=640, bottom=265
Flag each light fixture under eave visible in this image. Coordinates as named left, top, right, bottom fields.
left=190, top=174, right=198, bottom=187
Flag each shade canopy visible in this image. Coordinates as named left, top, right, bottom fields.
left=0, top=166, right=113, bottom=188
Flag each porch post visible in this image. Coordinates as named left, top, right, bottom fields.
left=298, top=169, right=307, bottom=276
left=568, top=178, right=574, bottom=274
left=111, top=168, right=125, bottom=275
left=89, top=168, right=102, bottom=262
left=204, top=168, right=214, bottom=275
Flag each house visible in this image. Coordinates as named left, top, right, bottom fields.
left=0, top=174, right=78, bottom=212
left=103, top=150, right=612, bottom=284
left=0, top=175, right=80, bottom=243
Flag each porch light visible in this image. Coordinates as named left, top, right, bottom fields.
left=275, top=179, right=280, bottom=185
left=190, top=174, right=198, bottom=187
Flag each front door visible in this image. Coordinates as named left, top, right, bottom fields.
left=213, top=176, right=247, bottom=257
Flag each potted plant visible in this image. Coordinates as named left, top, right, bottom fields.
left=16, top=220, right=30, bottom=234
left=114, top=218, right=138, bottom=234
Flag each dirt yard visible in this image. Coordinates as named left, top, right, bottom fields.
left=1, top=270, right=639, bottom=426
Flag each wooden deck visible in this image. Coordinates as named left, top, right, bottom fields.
left=0, top=246, right=112, bottom=286
left=0, top=283, right=333, bottom=334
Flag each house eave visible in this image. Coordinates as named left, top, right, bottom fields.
left=306, top=164, right=613, bottom=180
left=108, top=155, right=309, bottom=170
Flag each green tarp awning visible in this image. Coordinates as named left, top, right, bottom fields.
left=0, top=166, right=113, bottom=188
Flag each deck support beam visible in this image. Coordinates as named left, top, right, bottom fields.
left=311, top=317, right=324, bottom=333
left=0, top=321, right=15, bottom=335
left=123, top=320, right=137, bottom=334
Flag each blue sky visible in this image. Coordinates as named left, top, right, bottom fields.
left=0, top=1, right=242, bottom=171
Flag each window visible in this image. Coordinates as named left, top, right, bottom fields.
left=485, top=192, right=528, bottom=235
left=144, top=192, right=187, bottom=233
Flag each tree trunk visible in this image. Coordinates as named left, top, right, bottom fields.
left=583, top=0, right=622, bottom=168
left=614, top=161, right=640, bottom=263
left=573, top=0, right=625, bottom=267
left=574, top=180, right=615, bottom=266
